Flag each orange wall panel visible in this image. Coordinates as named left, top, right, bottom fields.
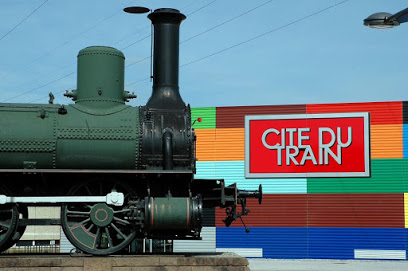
left=215, top=128, right=245, bottom=161
left=195, top=129, right=216, bottom=161
left=371, top=124, right=403, bottom=159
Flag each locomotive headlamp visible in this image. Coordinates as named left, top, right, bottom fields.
left=364, top=7, right=408, bottom=29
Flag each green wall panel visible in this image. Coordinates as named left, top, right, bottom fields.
left=192, top=107, right=216, bottom=129
left=307, top=159, right=407, bottom=193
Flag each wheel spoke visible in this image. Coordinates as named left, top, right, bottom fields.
left=113, top=209, right=131, bottom=214
left=113, top=217, right=130, bottom=225
left=87, top=224, right=95, bottom=231
left=0, top=222, right=9, bottom=229
left=111, top=223, right=127, bottom=240
left=105, top=227, right=113, bottom=248
left=0, top=209, right=11, bottom=214
left=84, top=185, right=93, bottom=196
left=79, top=218, right=91, bottom=225
left=95, top=227, right=101, bottom=247
left=67, top=210, right=90, bottom=216
left=99, top=184, right=104, bottom=196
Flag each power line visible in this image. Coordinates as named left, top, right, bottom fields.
left=126, top=0, right=350, bottom=86
left=2, top=72, right=75, bottom=103
left=125, top=56, right=151, bottom=68
left=0, top=0, right=49, bottom=42
left=181, top=0, right=276, bottom=44
left=186, top=0, right=218, bottom=16
left=27, top=0, right=350, bottom=102
left=182, top=0, right=206, bottom=12
left=1, top=1, right=140, bottom=103
left=121, top=0, right=219, bottom=52
left=26, top=0, right=203, bottom=103
left=126, top=0, right=276, bottom=69
left=28, top=86, right=74, bottom=104
left=10, top=0, right=220, bottom=103
left=114, top=0, right=203, bottom=47
left=1, top=0, right=138, bottom=82
left=40, top=1, right=140, bottom=57
left=121, top=34, right=151, bottom=50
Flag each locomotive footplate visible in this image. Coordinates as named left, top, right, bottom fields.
left=18, top=218, right=61, bottom=226
left=0, top=191, right=124, bottom=206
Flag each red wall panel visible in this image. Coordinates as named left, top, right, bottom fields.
left=308, top=193, right=405, bottom=228
left=215, top=194, right=307, bottom=227
left=307, top=101, right=402, bottom=125
left=215, top=194, right=405, bottom=228
left=216, top=105, right=306, bottom=128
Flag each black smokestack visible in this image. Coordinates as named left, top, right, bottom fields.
left=147, top=8, right=186, bottom=110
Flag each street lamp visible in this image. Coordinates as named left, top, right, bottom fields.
left=364, top=7, right=408, bottom=29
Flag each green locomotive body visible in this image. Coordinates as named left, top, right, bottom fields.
left=0, top=103, right=140, bottom=170
left=0, top=46, right=140, bottom=170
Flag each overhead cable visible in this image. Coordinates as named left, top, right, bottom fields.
left=126, top=0, right=350, bottom=86
left=24, top=0, right=218, bottom=103
left=2, top=72, right=75, bottom=103
left=0, top=0, right=49, bottom=42
left=181, top=0, right=350, bottom=67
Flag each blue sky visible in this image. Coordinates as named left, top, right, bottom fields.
left=0, top=0, right=407, bottom=108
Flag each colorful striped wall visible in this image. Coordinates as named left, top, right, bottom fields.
left=192, top=101, right=408, bottom=260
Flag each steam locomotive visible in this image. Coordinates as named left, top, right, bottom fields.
left=0, top=8, right=262, bottom=255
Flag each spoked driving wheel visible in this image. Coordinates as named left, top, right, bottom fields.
left=61, top=180, right=137, bottom=255
left=3, top=204, right=28, bottom=251
left=0, top=204, right=19, bottom=252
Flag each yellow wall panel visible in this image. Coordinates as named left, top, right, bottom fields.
left=195, top=129, right=216, bottom=161
left=405, top=193, right=408, bottom=228
left=215, top=128, right=245, bottom=161
left=371, top=124, right=403, bottom=159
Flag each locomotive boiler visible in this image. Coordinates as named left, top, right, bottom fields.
left=0, top=8, right=262, bottom=255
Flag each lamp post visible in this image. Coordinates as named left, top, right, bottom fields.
left=364, top=7, right=408, bottom=28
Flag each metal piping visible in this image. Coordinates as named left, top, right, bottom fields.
left=163, top=130, right=174, bottom=170
left=147, top=8, right=186, bottom=110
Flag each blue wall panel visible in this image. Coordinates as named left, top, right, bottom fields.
left=216, top=227, right=308, bottom=259
left=217, top=227, right=408, bottom=259
left=214, top=161, right=307, bottom=194
left=308, top=228, right=408, bottom=259
left=196, top=161, right=217, bottom=179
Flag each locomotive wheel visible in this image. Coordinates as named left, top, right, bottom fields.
left=8, top=204, right=28, bottom=246
left=61, top=181, right=136, bottom=255
left=0, top=204, right=19, bottom=252
left=0, top=204, right=28, bottom=252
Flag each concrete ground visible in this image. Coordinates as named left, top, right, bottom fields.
left=248, top=259, right=408, bottom=271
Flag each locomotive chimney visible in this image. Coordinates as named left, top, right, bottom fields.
left=147, top=8, right=186, bottom=110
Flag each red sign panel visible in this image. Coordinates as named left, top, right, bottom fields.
left=245, top=113, right=370, bottom=178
